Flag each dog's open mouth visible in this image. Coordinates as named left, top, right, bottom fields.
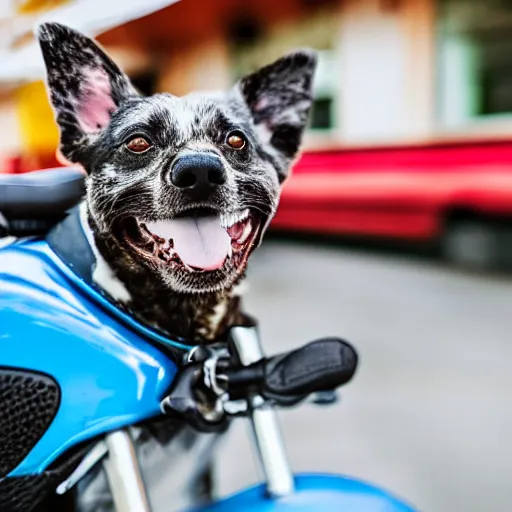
left=119, top=208, right=260, bottom=273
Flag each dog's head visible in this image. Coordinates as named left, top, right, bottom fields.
left=37, top=22, right=316, bottom=294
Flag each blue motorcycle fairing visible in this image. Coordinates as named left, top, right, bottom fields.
left=194, top=474, right=416, bottom=512
left=0, top=238, right=186, bottom=476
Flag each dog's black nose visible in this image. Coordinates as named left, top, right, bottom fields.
left=170, top=153, right=226, bottom=197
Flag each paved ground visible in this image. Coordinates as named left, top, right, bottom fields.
left=216, top=239, right=512, bottom=512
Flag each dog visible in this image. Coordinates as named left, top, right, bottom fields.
left=37, top=22, right=316, bottom=343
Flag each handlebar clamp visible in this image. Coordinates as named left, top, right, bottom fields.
left=161, top=334, right=358, bottom=431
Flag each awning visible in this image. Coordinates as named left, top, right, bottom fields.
left=0, top=0, right=180, bottom=84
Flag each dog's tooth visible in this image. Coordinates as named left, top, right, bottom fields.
left=234, top=209, right=249, bottom=225
left=238, top=219, right=253, bottom=244
left=222, top=213, right=233, bottom=229
left=222, top=210, right=250, bottom=229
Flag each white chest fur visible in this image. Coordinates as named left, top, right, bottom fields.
left=79, top=202, right=132, bottom=304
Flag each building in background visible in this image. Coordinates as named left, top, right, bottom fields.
left=107, top=0, right=512, bottom=145
left=4, top=0, right=512, bottom=165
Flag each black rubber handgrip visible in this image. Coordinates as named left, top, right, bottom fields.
left=261, top=338, right=358, bottom=398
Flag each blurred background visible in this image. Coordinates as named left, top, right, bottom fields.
left=1, top=0, right=512, bottom=511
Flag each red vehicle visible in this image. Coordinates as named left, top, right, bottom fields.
left=272, top=139, right=512, bottom=270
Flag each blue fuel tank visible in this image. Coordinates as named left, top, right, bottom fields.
left=0, top=238, right=186, bottom=477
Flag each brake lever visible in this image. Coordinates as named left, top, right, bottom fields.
left=160, top=363, right=227, bottom=432
left=160, top=345, right=231, bottom=433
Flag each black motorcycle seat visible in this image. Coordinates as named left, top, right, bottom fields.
left=0, top=167, right=85, bottom=220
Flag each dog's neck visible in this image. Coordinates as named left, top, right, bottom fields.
left=79, top=203, right=244, bottom=343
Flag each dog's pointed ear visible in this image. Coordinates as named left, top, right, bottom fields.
left=236, top=49, right=317, bottom=161
left=36, top=22, right=139, bottom=163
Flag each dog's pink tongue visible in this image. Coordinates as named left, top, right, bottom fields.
left=167, top=216, right=230, bottom=270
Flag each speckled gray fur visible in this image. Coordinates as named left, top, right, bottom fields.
left=37, top=22, right=316, bottom=342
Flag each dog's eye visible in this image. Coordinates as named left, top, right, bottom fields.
left=126, top=137, right=152, bottom=153
left=226, top=132, right=246, bottom=150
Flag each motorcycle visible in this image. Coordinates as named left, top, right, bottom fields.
left=0, top=167, right=417, bottom=511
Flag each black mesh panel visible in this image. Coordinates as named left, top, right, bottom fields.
left=0, top=368, right=61, bottom=477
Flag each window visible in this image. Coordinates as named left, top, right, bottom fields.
left=228, top=10, right=340, bottom=132
left=310, top=97, right=334, bottom=129
left=437, top=0, right=512, bottom=126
